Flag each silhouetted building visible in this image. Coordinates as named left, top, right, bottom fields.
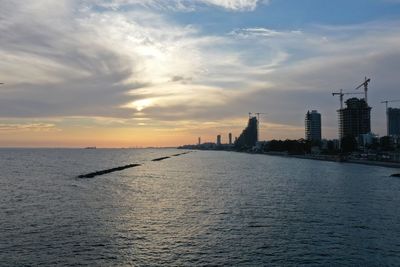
left=338, top=98, right=371, bottom=140
left=388, top=108, right=400, bottom=136
left=228, top=133, right=232, bottom=145
left=305, top=110, right=321, bottom=142
left=217, top=135, right=221, bottom=146
left=235, top=116, right=258, bottom=149
left=198, top=137, right=201, bottom=145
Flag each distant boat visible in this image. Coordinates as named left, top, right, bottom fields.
left=84, top=147, right=96, bottom=149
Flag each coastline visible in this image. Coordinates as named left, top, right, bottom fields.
left=261, top=152, right=400, bottom=169
left=179, top=147, right=400, bottom=171
left=187, top=149, right=400, bottom=170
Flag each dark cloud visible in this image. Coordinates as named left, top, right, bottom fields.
left=0, top=1, right=150, bottom=118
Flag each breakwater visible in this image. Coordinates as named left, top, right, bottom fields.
left=152, top=156, right=170, bottom=161
left=77, top=151, right=192, bottom=178
left=152, top=152, right=191, bottom=161
left=78, top=164, right=141, bottom=178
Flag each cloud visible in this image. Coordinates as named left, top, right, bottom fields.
left=201, top=0, right=264, bottom=10
left=0, top=1, right=225, bottom=118
left=0, top=123, right=58, bottom=132
left=1, top=0, right=400, bottom=143
left=89, top=0, right=266, bottom=11
left=120, top=20, right=400, bottom=139
left=229, top=27, right=302, bottom=38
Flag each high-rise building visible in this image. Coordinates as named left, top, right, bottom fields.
left=228, top=133, right=232, bottom=145
left=338, top=98, right=371, bottom=140
left=217, top=135, right=221, bottom=146
left=198, top=137, right=201, bottom=145
left=388, top=108, right=400, bottom=136
left=234, top=116, right=258, bottom=149
left=305, top=110, right=321, bottom=142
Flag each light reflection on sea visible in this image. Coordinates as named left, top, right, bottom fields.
left=1, top=148, right=400, bottom=266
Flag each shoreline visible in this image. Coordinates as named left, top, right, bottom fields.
left=186, top=149, right=400, bottom=170
left=260, top=152, right=400, bottom=169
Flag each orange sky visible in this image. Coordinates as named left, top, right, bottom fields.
left=0, top=117, right=337, bottom=148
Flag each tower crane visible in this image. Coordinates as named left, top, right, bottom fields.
left=355, top=77, right=371, bottom=104
left=381, top=100, right=400, bottom=110
left=255, top=112, right=267, bottom=121
left=332, top=89, right=364, bottom=109
left=381, top=99, right=400, bottom=136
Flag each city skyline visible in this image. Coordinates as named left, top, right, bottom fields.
left=1, top=0, right=400, bottom=147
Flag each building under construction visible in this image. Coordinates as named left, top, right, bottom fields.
left=235, top=116, right=258, bottom=150
left=338, top=97, right=371, bottom=140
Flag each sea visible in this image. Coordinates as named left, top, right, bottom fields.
left=1, top=148, right=400, bottom=266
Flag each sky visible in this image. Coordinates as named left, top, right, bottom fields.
left=1, top=0, right=400, bottom=147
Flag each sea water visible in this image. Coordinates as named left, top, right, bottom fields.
left=1, top=148, right=400, bottom=266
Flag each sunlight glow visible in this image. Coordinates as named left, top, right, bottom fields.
left=125, top=99, right=154, bottom=111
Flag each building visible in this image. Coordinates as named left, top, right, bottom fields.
left=228, top=133, right=232, bottom=145
left=338, top=98, right=371, bottom=140
left=217, top=135, right=221, bottom=146
left=305, top=110, right=321, bottom=142
left=388, top=108, right=400, bottom=136
left=198, top=137, right=201, bottom=145
left=359, top=132, right=378, bottom=147
left=234, top=116, right=258, bottom=150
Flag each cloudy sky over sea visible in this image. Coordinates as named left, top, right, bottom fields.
left=1, top=0, right=400, bottom=147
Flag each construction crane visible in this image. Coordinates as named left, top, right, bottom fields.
left=381, top=100, right=400, bottom=136
left=355, top=77, right=371, bottom=104
left=381, top=100, right=400, bottom=110
left=332, top=89, right=364, bottom=109
left=255, top=112, right=267, bottom=121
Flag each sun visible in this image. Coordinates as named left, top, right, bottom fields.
left=123, top=98, right=154, bottom=112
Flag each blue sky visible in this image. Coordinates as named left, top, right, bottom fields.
left=172, top=0, right=400, bottom=32
left=0, top=0, right=400, bottom=146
